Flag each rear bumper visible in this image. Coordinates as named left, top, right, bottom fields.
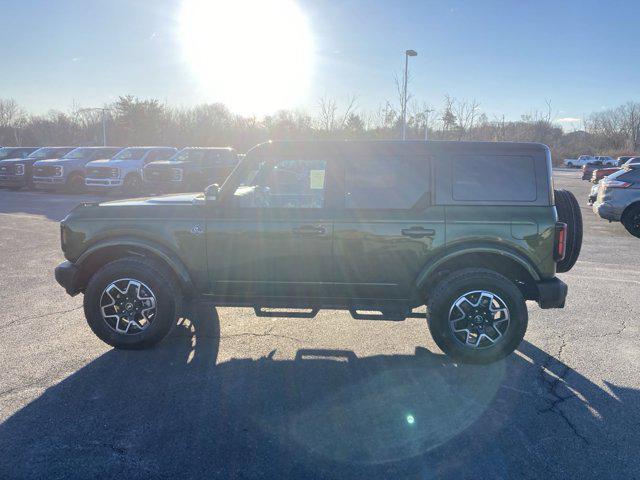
left=536, top=277, right=568, bottom=309
left=593, top=201, right=622, bottom=221
left=55, top=261, right=82, bottom=296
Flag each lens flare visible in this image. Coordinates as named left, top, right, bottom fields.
left=179, top=0, right=314, bottom=115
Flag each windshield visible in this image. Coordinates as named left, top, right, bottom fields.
left=170, top=149, right=207, bottom=162
left=62, top=148, right=95, bottom=160
left=624, top=158, right=640, bottom=165
left=27, top=148, right=64, bottom=160
left=112, top=148, right=146, bottom=160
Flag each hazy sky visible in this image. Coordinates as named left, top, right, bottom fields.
left=1, top=0, right=639, bottom=126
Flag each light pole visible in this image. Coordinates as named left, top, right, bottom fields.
left=401, top=49, right=417, bottom=140
left=79, top=107, right=110, bottom=146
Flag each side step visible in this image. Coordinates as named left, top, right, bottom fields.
left=254, top=307, right=319, bottom=318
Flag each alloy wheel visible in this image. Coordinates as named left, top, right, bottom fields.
left=448, top=290, right=510, bottom=349
left=100, top=278, right=157, bottom=335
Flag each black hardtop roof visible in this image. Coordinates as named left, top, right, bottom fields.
left=247, top=140, right=550, bottom=158
left=122, top=146, right=176, bottom=149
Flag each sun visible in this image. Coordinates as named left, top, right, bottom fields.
left=179, top=0, right=314, bottom=116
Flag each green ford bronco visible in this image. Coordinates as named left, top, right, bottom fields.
left=55, top=141, right=582, bottom=363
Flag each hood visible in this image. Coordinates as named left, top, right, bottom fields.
left=146, top=160, right=190, bottom=168
left=1, top=157, right=37, bottom=164
left=98, top=192, right=202, bottom=207
left=33, top=158, right=67, bottom=166
left=86, top=158, right=140, bottom=167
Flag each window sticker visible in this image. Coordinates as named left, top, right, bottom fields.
left=309, top=169, right=325, bottom=189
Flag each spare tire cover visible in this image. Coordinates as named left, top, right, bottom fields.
left=554, top=189, right=583, bottom=273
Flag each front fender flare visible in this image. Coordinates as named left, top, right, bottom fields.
left=76, top=236, right=195, bottom=293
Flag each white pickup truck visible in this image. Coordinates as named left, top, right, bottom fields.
left=563, top=155, right=616, bottom=168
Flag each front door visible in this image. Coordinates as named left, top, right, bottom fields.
left=205, top=156, right=336, bottom=301
left=332, top=154, right=445, bottom=300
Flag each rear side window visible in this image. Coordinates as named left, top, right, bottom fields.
left=616, top=168, right=640, bottom=182
left=452, top=155, right=537, bottom=202
left=345, top=157, right=429, bottom=210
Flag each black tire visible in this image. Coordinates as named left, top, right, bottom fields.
left=427, top=268, right=528, bottom=364
left=123, top=173, right=142, bottom=194
left=83, top=257, right=181, bottom=349
left=554, top=189, right=583, bottom=272
left=66, top=174, right=85, bottom=194
left=622, top=204, right=640, bottom=238
left=566, top=162, right=574, bottom=168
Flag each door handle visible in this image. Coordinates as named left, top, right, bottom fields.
left=293, top=225, right=326, bottom=236
left=401, top=227, right=435, bottom=238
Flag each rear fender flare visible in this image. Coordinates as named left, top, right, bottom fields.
left=415, top=245, right=541, bottom=290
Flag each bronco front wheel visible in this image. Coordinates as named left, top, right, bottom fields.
left=427, top=268, right=528, bottom=364
left=84, top=257, right=180, bottom=349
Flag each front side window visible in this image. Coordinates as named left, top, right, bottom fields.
left=62, top=148, right=94, bottom=159
left=233, top=158, right=326, bottom=209
left=345, top=157, right=429, bottom=210
left=28, top=147, right=67, bottom=160
left=0, top=148, right=17, bottom=160
left=113, top=148, right=146, bottom=161
left=452, top=155, right=537, bottom=202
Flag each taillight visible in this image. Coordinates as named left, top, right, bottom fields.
left=554, top=222, right=567, bottom=262
left=602, top=179, right=632, bottom=188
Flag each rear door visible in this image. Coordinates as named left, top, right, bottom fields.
left=332, top=154, right=445, bottom=300
left=205, top=155, right=337, bottom=300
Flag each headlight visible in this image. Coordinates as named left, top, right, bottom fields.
left=172, top=168, right=183, bottom=182
left=15, top=164, right=25, bottom=175
left=110, top=167, right=119, bottom=178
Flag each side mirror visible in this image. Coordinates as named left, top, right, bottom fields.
left=204, top=183, right=220, bottom=201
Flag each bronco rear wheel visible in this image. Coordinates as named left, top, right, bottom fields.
left=84, top=257, right=180, bottom=349
left=554, top=189, right=583, bottom=272
left=427, top=268, right=528, bottom=364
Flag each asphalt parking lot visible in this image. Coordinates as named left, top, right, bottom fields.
left=0, top=171, right=638, bottom=479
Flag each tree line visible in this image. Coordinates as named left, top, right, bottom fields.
left=0, top=94, right=639, bottom=164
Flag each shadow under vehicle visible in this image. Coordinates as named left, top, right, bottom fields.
left=0, top=306, right=637, bottom=479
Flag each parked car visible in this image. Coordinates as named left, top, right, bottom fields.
left=595, top=156, right=616, bottom=166
left=0, top=146, right=75, bottom=190
left=84, top=146, right=177, bottom=193
left=617, top=155, right=637, bottom=166
left=564, top=155, right=595, bottom=168
left=593, top=166, right=640, bottom=237
left=143, top=147, right=238, bottom=193
left=55, top=140, right=582, bottom=364
left=581, top=161, right=606, bottom=180
left=0, top=146, right=39, bottom=161
left=33, top=146, right=123, bottom=193
left=591, top=157, right=640, bottom=183
left=591, top=166, right=620, bottom=183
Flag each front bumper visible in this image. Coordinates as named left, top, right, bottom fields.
left=34, top=176, right=65, bottom=189
left=536, top=277, right=568, bottom=309
left=55, top=261, right=82, bottom=296
left=85, top=178, right=123, bottom=189
left=0, top=175, right=27, bottom=188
